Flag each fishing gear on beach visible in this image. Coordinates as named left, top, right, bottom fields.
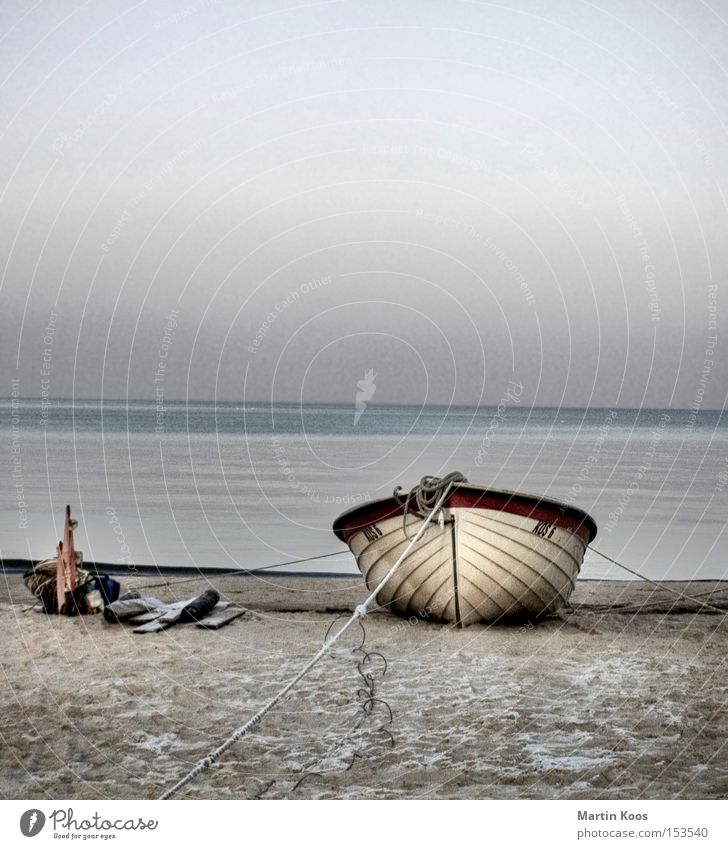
left=22, top=506, right=122, bottom=616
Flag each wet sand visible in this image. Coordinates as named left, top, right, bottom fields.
left=1, top=573, right=727, bottom=800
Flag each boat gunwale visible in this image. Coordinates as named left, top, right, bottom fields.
left=332, top=482, right=598, bottom=544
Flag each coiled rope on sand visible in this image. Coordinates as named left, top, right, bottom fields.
left=158, top=473, right=460, bottom=800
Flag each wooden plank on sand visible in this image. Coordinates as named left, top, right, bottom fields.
left=132, top=599, right=232, bottom=632
left=128, top=610, right=164, bottom=625
left=132, top=598, right=196, bottom=632
left=130, top=600, right=229, bottom=624
left=195, top=607, right=246, bottom=629
left=132, top=617, right=177, bottom=633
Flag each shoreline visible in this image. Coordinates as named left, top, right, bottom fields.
left=0, top=559, right=360, bottom=579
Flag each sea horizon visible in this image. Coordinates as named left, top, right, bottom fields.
left=5, top=396, right=727, bottom=411
left=2, top=398, right=726, bottom=580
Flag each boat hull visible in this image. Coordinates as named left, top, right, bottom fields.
left=334, top=484, right=597, bottom=626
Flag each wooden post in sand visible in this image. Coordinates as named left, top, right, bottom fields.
left=55, top=505, right=78, bottom=612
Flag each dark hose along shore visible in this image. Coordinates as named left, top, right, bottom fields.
left=1, top=574, right=726, bottom=799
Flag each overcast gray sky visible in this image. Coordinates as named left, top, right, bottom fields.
left=1, top=0, right=726, bottom=408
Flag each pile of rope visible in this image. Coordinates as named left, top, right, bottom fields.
left=23, top=556, right=90, bottom=615
left=393, top=471, right=467, bottom=538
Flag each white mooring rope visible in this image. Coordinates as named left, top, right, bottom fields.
left=158, top=477, right=459, bottom=800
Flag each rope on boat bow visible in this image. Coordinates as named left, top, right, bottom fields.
left=394, top=471, right=467, bottom=539
left=158, top=475, right=461, bottom=800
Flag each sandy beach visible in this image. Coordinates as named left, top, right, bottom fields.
left=1, top=573, right=726, bottom=800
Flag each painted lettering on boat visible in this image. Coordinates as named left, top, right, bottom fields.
left=362, top=524, right=383, bottom=542
left=532, top=520, right=555, bottom=539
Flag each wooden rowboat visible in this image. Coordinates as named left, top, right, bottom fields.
left=333, top=476, right=597, bottom=627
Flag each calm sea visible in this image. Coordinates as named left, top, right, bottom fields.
left=2, top=400, right=726, bottom=580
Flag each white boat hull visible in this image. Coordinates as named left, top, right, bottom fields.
left=334, top=483, right=597, bottom=627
